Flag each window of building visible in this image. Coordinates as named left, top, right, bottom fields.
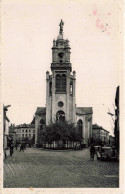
left=29, top=134, right=31, bottom=138
left=39, top=119, right=45, bottom=130
left=56, top=74, right=61, bottom=92
left=49, top=82, right=52, bottom=96
left=61, top=74, right=66, bottom=92
left=26, top=130, right=27, bottom=133
left=29, top=130, right=31, bottom=133
left=55, top=74, right=66, bottom=93
left=22, top=134, right=24, bottom=138
left=56, top=111, right=65, bottom=122
left=77, top=119, right=83, bottom=137
left=70, top=82, right=73, bottom=95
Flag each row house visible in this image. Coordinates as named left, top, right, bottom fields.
left=14, top=124, right=35, bottom=141
left=9, top=124, right=17, bottom=142
left=92, top=124, right=110, bottom=145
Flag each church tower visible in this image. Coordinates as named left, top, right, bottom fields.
left=46, top=20, right=76, bottom=125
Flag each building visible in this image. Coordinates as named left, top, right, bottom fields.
left=14, top=124, right=35, bottom=143
left=35, top=20, right=93, bottom=147
left=3, top=105, right=11, bottom=148
left=92, top=124, right=109, bottom=145
left=9, top=124, right=17, bottom=142
left=109, top=135, right=115, bottom=146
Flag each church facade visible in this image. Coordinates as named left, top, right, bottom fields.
left=35, top=20, right=93, bottom=147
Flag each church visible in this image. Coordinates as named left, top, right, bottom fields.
left=35, top=20, right=93, bottom=148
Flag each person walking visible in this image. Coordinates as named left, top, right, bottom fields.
left=15, top=141, right=18, bottom=151
left=4, top=148, right=7, bottom=160
left=20, top=143, right=24, bottom=152
left=10, top=144, right=14, bottom=157
left=90, top=144, right=95, bottom=160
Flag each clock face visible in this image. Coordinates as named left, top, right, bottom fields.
left=58, top=52, right=64, bottom=58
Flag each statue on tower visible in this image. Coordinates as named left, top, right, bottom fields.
left=59, top=19, right=64, bottom=34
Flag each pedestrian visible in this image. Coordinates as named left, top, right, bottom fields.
left=20, top=143, right=24, bottom=152
left=15, top=142, right=18, bottom=151
left=10, top=144, right=14, bottom=157
left=4, top=148, right=7, bottom=160
left=20, top=143, right=23, bottom=152
left=15, top=143, right=18, bottom=151
left=90, top=144, right=95, bottom=160
left=24, top=143, right=26, bottom=150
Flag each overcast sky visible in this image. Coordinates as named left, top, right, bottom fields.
left=2, top=0, right=122, bottom=135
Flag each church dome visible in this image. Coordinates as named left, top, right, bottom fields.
left=57, top=34, right=63, bottom=40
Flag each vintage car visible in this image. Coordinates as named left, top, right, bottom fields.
left=97, top=146, right=116, bottom=161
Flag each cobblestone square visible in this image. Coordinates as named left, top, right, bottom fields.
left=4, top=147, right=119, bottom=188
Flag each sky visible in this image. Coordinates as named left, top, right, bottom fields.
left=2, top=0, right=122, bottom=136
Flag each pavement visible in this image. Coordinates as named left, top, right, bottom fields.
left=3, top=147, right=119, bottom=188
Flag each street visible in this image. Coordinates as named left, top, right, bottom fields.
left=4, top=147, right=119, bottom=188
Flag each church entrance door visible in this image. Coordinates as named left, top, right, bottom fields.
left=56, top=110, right=65, bottom=122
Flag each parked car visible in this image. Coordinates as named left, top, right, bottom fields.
left=97, top=146, right=117, bottom=161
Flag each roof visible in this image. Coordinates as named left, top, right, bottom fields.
left=35, top=107, right=46, bottom=115
left=93, top=124, right=102, bottom=129
left=31, top=116, right=35, bottom=124
left=93, top=124, right=109, bottom=133
left=76, top=107, right=93, bottom=115
left=14, top=124, right=35, bottom=129
left=109, top=135, right=114, bottom=138
left=35, top=107, right=92, bottom=115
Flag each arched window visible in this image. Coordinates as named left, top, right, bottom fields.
left=56, top=74, right=61, bottom=92
left=55, top=74, right=66, bottom=93
left=77, top=119, right=83, bottom=137
left=49, top=82, right=52, bottom=96
left=56, top=111, right=65, bottom=122
left=39, top=119, right=45, bottom=130
left=70, top=82, right=73, bottom=95
left=61, top=74, right=66, bottom=92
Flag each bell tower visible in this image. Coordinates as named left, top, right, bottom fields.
left=46, top=20, right=76, bottom=125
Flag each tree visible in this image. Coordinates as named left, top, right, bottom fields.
left=39, top=121, right=82, bottom=148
